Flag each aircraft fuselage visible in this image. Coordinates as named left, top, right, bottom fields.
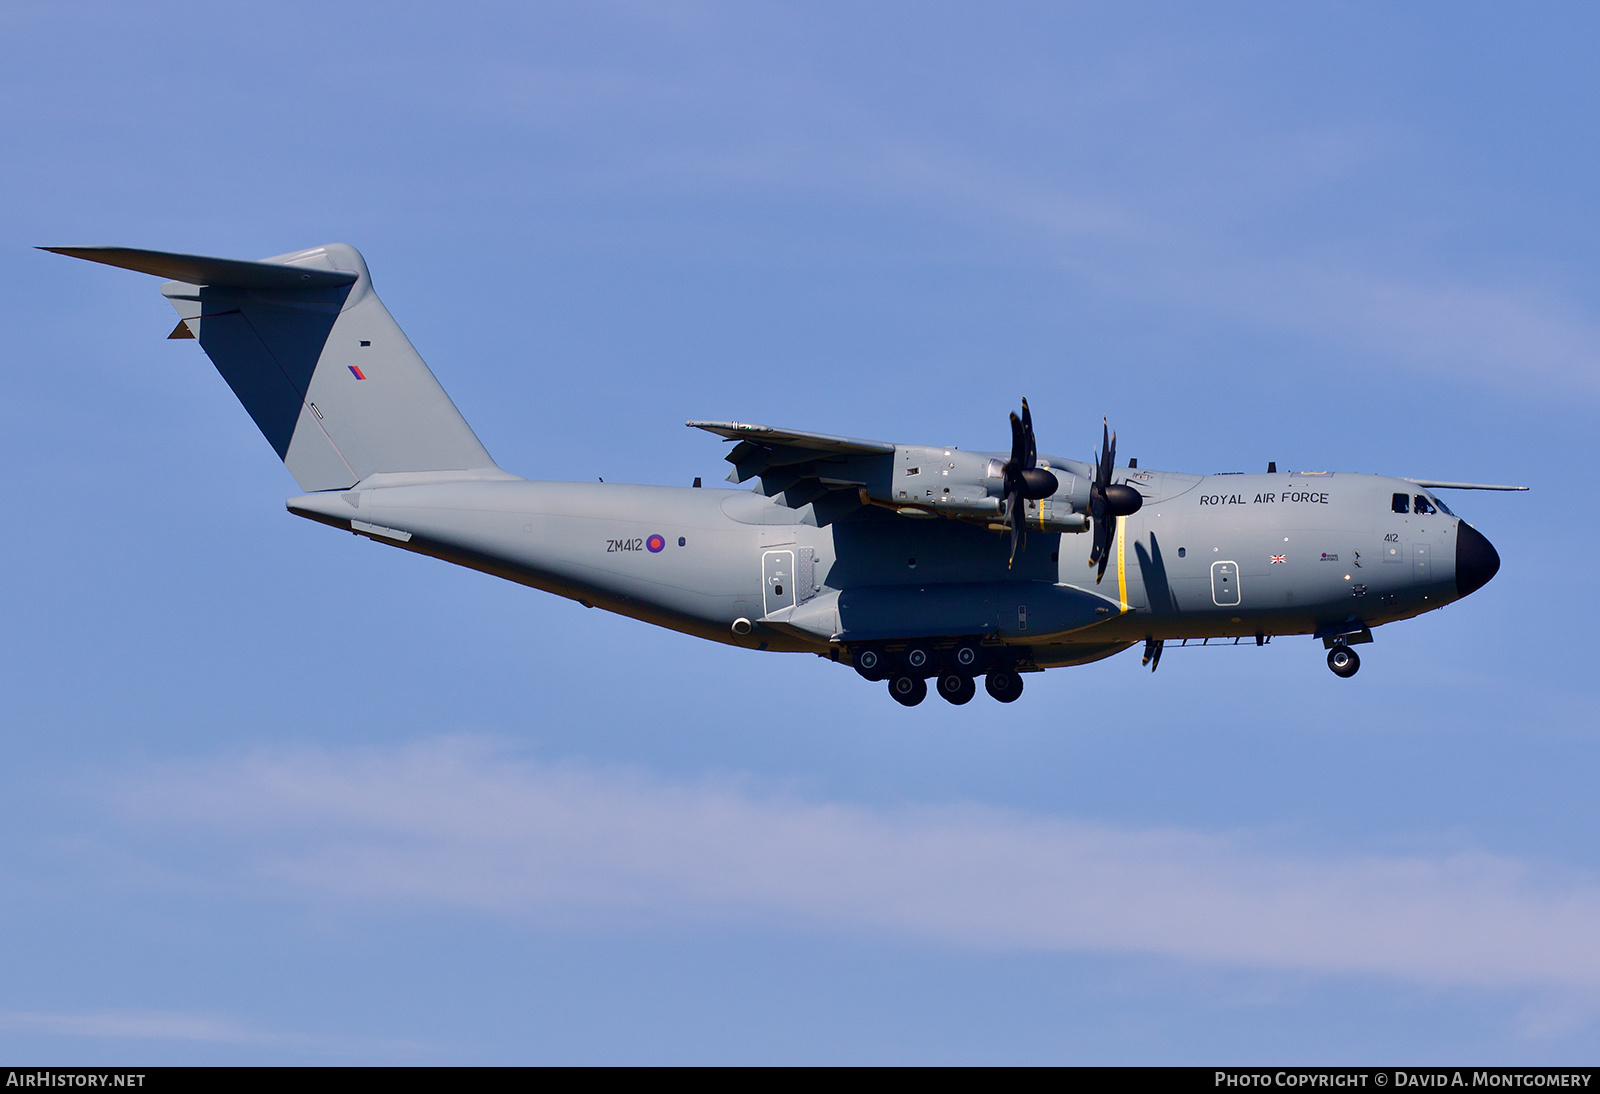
left=288, top=462, right=1492, bottom=673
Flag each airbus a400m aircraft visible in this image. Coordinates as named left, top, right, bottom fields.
left=47, top=243, right=1523, bottom=706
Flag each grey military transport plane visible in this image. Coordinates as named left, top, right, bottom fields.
left=46, top=243, right=1523, bottom=706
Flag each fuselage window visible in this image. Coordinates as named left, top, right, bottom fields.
left=1413, top=495, right=1436, bottom=515
left=1392, top=493, right=1410, bottom=514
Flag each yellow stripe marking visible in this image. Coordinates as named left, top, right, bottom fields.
left=1116, top=515, right=1128, bottom=611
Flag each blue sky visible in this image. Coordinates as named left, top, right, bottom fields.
left=1, top=1, right=1596, bottom=1063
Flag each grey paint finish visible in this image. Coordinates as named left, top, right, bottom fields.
left=155, top=244, right=498, bottom=491
left=50, top=242, right=1520, bottom=698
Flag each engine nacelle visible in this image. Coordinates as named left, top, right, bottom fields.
left=876, top=446, right=1093, bottom=530
left=1022, top=496, right=1090, bottom=533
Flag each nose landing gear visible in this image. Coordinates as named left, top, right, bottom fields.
left=1327, top=646, right=1360, bottom=678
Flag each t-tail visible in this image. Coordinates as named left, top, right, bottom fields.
left=41, top=244, right=512, bottom=490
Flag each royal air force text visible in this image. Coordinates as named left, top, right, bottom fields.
left=1200, top=491, right=1330, bottom=507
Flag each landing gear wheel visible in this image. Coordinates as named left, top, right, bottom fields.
left=1327, top=646, right=1361, bottom=678
left=889, top=674, right=928, bottom=707
left=985, top=670, right=1024, bottom=703
left=854, top=648, right=885, bottom=681
left=905, top=647, right=931, bottom=671
left=937, top=673, right=977, bottom=705
left=954, top=645, right=979, bottom=670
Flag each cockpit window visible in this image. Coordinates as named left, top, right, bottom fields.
left=1413, top=495, right=1436, bottom=515
left=1392, top=493, right=1410, bottom=514
left=1430, top=494, right=1454, bottom=516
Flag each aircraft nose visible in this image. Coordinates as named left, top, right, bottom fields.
left=1455, top=521, right=1500, bottom=597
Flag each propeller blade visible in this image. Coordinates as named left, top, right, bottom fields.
left=1006, top=490, right=1022, bottom=567
left=1001, top=398, right=1060, bottom=565
left=1090, top=503, right=1114, bottom=584
left=1021, top=398, right=1037, bottom=469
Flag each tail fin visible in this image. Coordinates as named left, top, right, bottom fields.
left=44, top=243, right=504, bottom=491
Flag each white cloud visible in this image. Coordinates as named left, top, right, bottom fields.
left=103, top=738, right=1600, bottom=990
left=0, top=1008, right=434, bottom=1057
left=0, top=1010, right=272, bottom=1044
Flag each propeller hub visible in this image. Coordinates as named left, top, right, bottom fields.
left=1018, top=467, right=1059, bottom=500
left=1102, top=482, right=1143, bottom=517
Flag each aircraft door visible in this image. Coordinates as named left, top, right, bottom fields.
left=1413, top=543, right=1431, bottom=584
left=1211, top=560, right=1241, bottom=607
left=763, top=550, right=796, bottom=616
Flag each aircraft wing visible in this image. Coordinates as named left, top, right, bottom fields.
left=687, top=421, right=895, bottom=455
left=687, top=420, right=896, bottom=526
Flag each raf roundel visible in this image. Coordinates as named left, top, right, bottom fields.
left=646, top=534, right=665, bottom=553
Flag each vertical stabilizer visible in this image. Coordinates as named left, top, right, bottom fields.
left=45, top=243, right=504, bottom=491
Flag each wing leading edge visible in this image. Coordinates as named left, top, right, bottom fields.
left=687, top=420, right=895, bottom=526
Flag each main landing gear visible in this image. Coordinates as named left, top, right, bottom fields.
left=890, top=670, right=1021, bottom=706
left=936, top=672, right=977, bottom=705
left=859, top=642, right=1026, bottom=706
left=1326, top=645, right=1360, bottom=678
left=984, top=670, right=1023, bottom=703
left=889, top=674, right=928, bottom=706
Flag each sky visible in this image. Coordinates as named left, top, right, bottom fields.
left=1, top=0, right=1595, bottom=1064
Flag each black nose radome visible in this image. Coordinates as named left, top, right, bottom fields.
left=1455, top=521, right=1500, bottom=597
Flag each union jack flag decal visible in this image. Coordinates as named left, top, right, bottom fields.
left=1270, top=554, right=1286, bottom=564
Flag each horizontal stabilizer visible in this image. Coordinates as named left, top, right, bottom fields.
left=39, top=246, right=357, bottom=290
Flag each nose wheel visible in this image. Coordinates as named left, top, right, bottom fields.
left=1327, top=646, right=1360, bottom=678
